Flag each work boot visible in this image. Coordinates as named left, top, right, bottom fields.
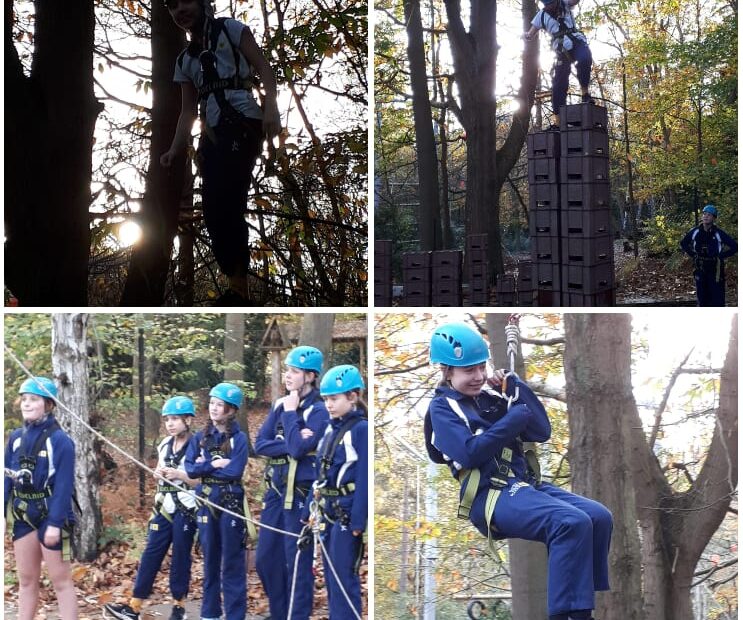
left=103, top=603, right=140, bottom=620
left=169, top=605, right=187, bottom=620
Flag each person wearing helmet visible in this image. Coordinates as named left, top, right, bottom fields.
left=4, top=377, right=78, bottom=620
left=185, top=382, right=250, bottom=620
left=160, top=0, right=281, bottom=305
left=523, top=0, right=593, bottom=130
left=425, top=323, right=612, bottom=620
left=311, top=364, right=368, bottom=620
left=680, top=204, right=737, bottom=306
left=104, top=396, right=198, bottom=620
left=254, top=346, right=329, bottom=620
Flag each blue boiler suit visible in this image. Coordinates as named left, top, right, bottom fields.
left=132, top=436, right=197, bottom=602
left=425, top=378, right=612, bottom=617
left=4, top=415, right=76, bottom=551
left=680, top=224, right=737, bottom=306
left=185, top=420, right=249, bottom=620
left=254, top=389, right=329, bottom=620
left=315, top=409, right=368, bottom=620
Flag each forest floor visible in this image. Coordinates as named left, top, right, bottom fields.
left=3, top=405, right=368, bottom=620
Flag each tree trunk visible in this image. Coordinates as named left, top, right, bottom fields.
left=120, top=3, right=188, bottom=305
left=563, top=314, right=643, bottom=620
left=6, top=2, right=100, bottom=305
left=224, top=314, right=249, bottom=433
left=51, top=314, right=101, bottom=561
left=404, top=0, right=442, bottom=251
left=629, top=316, right=737, bottom=620
left=298, top=314, right=335, bottom=365
left=485, top=314, right=548, bottom=620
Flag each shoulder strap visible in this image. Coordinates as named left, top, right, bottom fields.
left=318, top=416, right=363, bottom=481
left=25, top=419, right=62, bottom=460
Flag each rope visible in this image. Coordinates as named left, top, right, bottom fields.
left=3, top=343, right=297, bottom=539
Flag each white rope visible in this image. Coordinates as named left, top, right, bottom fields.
left=317, top=524, right=363, bottom=620
left=3, top=343, right=298, bottom=539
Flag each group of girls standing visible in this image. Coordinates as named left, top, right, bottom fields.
left=5, top=348, right=367, bottom=620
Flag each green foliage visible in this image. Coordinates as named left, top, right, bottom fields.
left=643, top=213, right=694, bottom=256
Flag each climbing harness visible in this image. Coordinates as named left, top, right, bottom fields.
left=541, top=1, right=585, bottom=62
left=690, top=227, right=725, bottom=282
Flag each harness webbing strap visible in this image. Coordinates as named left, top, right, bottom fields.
left=522, top=441, right=542, bottom=484
left=484, top=485, right=503, bottom=554
left=283, top=456, right=299, bottom=510
left=457, top=469, right=480, bottom=519
left=317, top=482, right=356, bottom=497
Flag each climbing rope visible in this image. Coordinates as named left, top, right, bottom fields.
left=4, top=342, right=364, bottom=615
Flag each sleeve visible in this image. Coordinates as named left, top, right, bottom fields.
left=719, top=230, right=738, bottom=259
left=211, top=432, right=248, bottom=481
left=349, top=421, right=368, bottom=533
left=224, top=18, right=247, bottom=47
left=173, top=51, right=192, bottom=84
left=254, top=402, right=290, bottom=457
left=531, top=10, right=544, bottom=29
left=679, top=228, right=696, bottom=256
left=46, top=433, right=75, bottom=528
left=429, top=397, right=531, bottom=470
left=185, top=433, right=215, bottom=478
left=512, top=379, right=551, bottom=442
left=282, top=401, right=329, bottom=459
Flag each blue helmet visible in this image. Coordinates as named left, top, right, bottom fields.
left=320, top=365, right=365, bottom=396
left=209, top=382, right=243, bottom=408
left=702, top=204, right=718, bottom=217
left=430, top=323, right=491, bottom=367
left=162, top=396, right=195, bottom=417
left=19, top=376, right=58, bottom=399
left=284, top=346, right=324, bottom=374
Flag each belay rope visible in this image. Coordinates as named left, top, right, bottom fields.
left=3, top=343, right=362, bottom=618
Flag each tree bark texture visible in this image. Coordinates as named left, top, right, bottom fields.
left=6, top=2, right=100, bottom=305
left=224, top=314, right=250, bottom=433
left=298, top=314, right=336, bottom=367
left=563, top=314, right=643, bottom=620
left=486, top=314, right=548, bottom=620
left=629, top=316, right=737, bottom=620
left=120, top=3, right=188, bottom=305
left=404, top=0, right=443, bottom=251
left=51, top=313, right=101, bottom=561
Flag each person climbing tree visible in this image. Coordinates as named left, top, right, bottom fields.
left=680, top=204, right=738, bottom=306
left=524, top=0, right=593, bottom=130
left=424, top=322, right=613, bottom=620
left=160, top=0, right=281, bottom=305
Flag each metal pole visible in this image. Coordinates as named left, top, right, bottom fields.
left=138, top=327, right=145, bottom=508
left=423, top=461, right=438, bottom=620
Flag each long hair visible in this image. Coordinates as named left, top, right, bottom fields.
left=200, top=406, right=239, bottom=455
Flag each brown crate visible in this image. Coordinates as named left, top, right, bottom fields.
left=433, top=295, right=464, bottom=307
left=529, top=183, right=560, bottom=210
left=561, top=182, right=610, bottom=210
left=466, top=233, right=488, bottom=250
left=560, top=102, right=608, bottom=131
left=470, top=264, right=488, bottom=281
left=373, top=289, right=393, bottom=306
left=561, top=129, right=609, bottom=158
left=403, top=267, right=430, bottom=283
left=467, top=248, right=488, bottom=265
left=562, top=263, right=614, bottom=294
left=561, top=208, right=612, bottom=238
left=374, top=239, right=393, bottom=255
left=432, top=265, right=462, bottom=281
left=530, top=235, right=561, bottom=263
left=432, top=250, right=462, bottom=267
left=402, top=251, right=431, bottom=269
left=529, top=209, right=560, bottom=237
left=534, top=262, right=561, bottom=290
left=561, top=289, right=615, bottom=307
left=496, top=274, right=516, bottom=293
left=527, top=131, right=561, bottom=159
left=432, top=280, right=462, bottom=296
left=517, top=290, right=536, bottom=306
left=517, top=260, right=534, bottom=286
left=561, top=156, right=610, bottom=183
left=536, top=290, right=562, bottom=306
left=561, top=235, right=613, bottom=266
left=528, top=158, right=559, bottom=184
left=495, top=292, right=517, bottom=307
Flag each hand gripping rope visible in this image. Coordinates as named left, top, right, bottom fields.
left=4, top=343, right=363, bottom=618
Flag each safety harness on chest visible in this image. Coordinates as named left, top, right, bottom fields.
left=196, top=432, right=257, bottom=541
left=178, top=17, right=255, bottom=127
left=315, top=416, right=362, bottom=498
left=541, top=3, right=583, bottom=61
left=152, top=436, right=193, bottom=523
left=6, top=420, right=74, bottom=560
left=690, top=227, right=724, bottom=281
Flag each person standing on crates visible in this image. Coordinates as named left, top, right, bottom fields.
left=104, top=396, right=199, bottom=620
left=523, top=0, right=593, bottom=131
left=4, top=377, right=79, bottom=620
left=423, top=323, right=613, bottom=620
left=680, top=204, right=737, bottom=306
left=254, top=346, right=329, bottom=620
